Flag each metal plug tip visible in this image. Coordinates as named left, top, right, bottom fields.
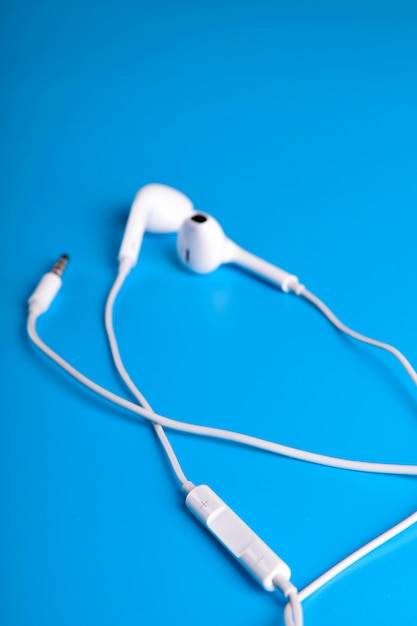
left=51, top=254, right=70, bottom=277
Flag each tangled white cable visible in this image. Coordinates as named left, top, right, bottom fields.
left=27, top=184, right=417, bottom=626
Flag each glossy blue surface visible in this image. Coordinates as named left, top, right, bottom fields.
left=2, top=1, right=417, bottom=624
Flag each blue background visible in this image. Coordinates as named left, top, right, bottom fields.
left=1, top=1, right=417, bottom=624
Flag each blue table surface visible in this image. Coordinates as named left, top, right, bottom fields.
left=2, top=1, right=417, bottom=624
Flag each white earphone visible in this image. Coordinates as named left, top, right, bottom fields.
left=27, top=183, right=417, bottom=626
left=177, top=211, right=301, bottom=292
left=117, top=183, right=300, bottom=293
left=118, top=183, right=194, bottom=268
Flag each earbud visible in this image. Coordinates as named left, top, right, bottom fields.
left=176, top=213, right=236, bottom=273
left=177, top=213, right=301, bottom=292
left=118, top=184, right=194, bottom=268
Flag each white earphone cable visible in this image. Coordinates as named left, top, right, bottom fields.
left=26, top=310, right=417, bottom=477
left=284, top=592, right=304, bottom=626
left=104, top=260, right=190, bottom=488
left=299, top=287, right=417, bottom=387
left=298, top=505, right=417, bottom=603
left=277, top=503, right=417, bottom=624
left=104, top=277, right=417, bottom=623
left=274, top=575, right=303, bottom=626
left=27, top=277, right=417, bottom=626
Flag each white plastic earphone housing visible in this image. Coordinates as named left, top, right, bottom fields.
left=119, top=183, right=194, bottom=267
left=176, top=212, right=236, bottom=273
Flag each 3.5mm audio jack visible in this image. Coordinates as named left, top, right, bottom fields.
left=28, top=254, right=70, bottom=316
left=51, top=254, right=69, bottom=277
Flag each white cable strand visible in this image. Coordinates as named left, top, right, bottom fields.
left=102, top=274, right=417, bottom=622
left=274, top=575, right=304, bottom=626
left=28, top=279, right=417, bottom=626
left=104, top=281, right=416, bottom=620
left=104, top=261, right=189, bottom=489
left=105, top=261, right=151, bottom=409
left=27, top=311, right=417, bottom=476
left=298, top=507, right=417, bottom=603
left=299, top=288, right=417, bottom=387
left=284, top=592, right=303, bottom=626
